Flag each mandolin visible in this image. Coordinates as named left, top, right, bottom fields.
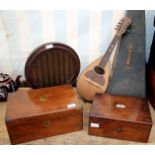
left=77, top=16, right=132, bottom=101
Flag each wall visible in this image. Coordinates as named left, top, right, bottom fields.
left=0, top=10, right=125, bottom=79
left=0, top=10, right=154, bottom=79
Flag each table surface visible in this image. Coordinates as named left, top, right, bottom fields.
left=0, top=94, right=155, bottom=145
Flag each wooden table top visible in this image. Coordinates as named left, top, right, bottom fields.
left=0, top=92, right=155, bottom=145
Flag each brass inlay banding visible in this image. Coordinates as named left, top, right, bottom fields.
left=43, top=120, right=51, bottom=127
left=40, top=96, right=47, bottom=102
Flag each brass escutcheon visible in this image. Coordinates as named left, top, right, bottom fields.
left=43, top=120, right=51, bottom=127
left=40, top=96, right=47, bottom=102
left=116, top=127, right=124, bottom=132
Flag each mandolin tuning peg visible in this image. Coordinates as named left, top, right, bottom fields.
left=127, top=24, right=132, bottom=29
left=118, top=21, right=122, bottom=25
left=126, top=29, right=130, bottom=33
left=116, top=26, right=120, bottom=29
left=123, top=29, right=130, bottom=35
left=115, top=25, right=120, bottom=29
left=117, top=24, right=121, bottom=27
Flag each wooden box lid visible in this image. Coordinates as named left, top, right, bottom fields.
left=90, top=93, right=152, bottom=124
left=25, top=42, right=80, bottom=88
left=5, top=85, right=81, bottom=122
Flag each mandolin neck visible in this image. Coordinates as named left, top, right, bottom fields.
left=98, top=35, right=121, bottom=68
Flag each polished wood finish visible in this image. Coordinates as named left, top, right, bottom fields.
left=147, top=65, right=155, bottom=110
left=1, top=97, right=155, bottom=144
left=89, top=93, right=152, bottom=143
left=148, top=18, right=155, bottom=71
left=25, top=42, right=80, bottom=88
left=5, top=85, right=83, bottom=144
left=147, top=16, right=155, bottom=109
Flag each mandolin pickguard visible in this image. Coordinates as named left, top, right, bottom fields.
left=85, top=70, right=105, bottom=87
left=76, top=58, right=111, bottom=101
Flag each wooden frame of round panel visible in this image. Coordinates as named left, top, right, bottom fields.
left=25, top=42, right=80, bottom=88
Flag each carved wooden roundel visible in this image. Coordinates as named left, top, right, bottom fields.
left=25, top=42, right=80, bottom=88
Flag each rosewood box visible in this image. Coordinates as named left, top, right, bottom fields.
left=5, top=85, right=83, bottom=144
left=147, top=66, right=155, bottom=110
left=88, top=93, right=152, bottom=143
left=147, top=17, right=155, bottom=110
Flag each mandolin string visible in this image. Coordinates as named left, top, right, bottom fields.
left=110, top=37, right=122, bottom=78
left=83, top=36, right=122, bottom=100
left=86, top=35, right=121, bottom=101
left=98, top=35, right=121, bottom=69
left=82, top=17, right=132, bottom=100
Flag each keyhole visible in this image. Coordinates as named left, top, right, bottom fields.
left=94, top=66, right=105, bottom=75
left=43, top=120, right=51, bottom=127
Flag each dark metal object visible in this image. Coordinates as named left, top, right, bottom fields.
left=0, top=88, right=8, bottom=101
left=0, top=73, right=22, bottom=101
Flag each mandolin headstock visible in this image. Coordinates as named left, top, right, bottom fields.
left=115, top=16, right=132, bottom=36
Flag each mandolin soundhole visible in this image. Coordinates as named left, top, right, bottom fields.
left=94, top=66, right=105, bottom=75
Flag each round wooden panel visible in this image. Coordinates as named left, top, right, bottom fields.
left=25, top=42, right=80, bottom=88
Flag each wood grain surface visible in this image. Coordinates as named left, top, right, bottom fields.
left=25, top=42, right=80, bottom=88
left=147, top=66, right=155, bottom=110
left=89, top=94, right=152, bottom=143
left=0, top=90, right=155, bottom=144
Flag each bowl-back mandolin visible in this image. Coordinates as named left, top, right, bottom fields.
left=76, top=16, right=132, bottom=101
